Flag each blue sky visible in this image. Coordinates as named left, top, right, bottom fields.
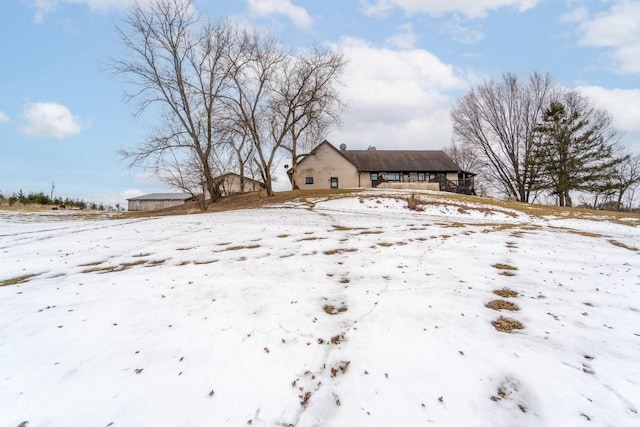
left=1, top=0, right=639, bottom=206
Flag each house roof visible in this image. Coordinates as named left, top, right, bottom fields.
left=341, top=149, right=461, bottom=172
left=127, top=193, right=194, bottom=201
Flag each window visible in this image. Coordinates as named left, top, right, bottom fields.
left=330, top=177, right=339, bottom=189
left=305, top=176, right=314, bottom=185
left=417, top=172, right=425, bottom=182
left=370, top=172, right=379, bottom=182
left=387, top=172, right=400, bottom=182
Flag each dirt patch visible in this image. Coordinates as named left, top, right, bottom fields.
left=486, top=299, right=520, bottom=311
left=493, top=288, right=519, bottom=298
left=323, top=304, right=348, bottom=315
left=0, top=273, right=41, bottom=287
left=331, top=334, right=345, bottom=345
left=323, top=248, right=358, bottom=255
left=330, top=361, right=350, bottom=377
left=377, top=242, right=394, bottom=247
left=492, top=263, right=518, bottom=271
left=491, top=316, right=524, bottom=333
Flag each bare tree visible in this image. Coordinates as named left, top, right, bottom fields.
left=451, top=72, right=554, bottom=202
left=443, top=141, right=485, bottom=195
left=221, top=29, right=288, bottom=196
left=276, top=45, right=346, bottom=190
left=113, top=0, right=234, bottom=209
left=608, top=152, right=640, bottom=211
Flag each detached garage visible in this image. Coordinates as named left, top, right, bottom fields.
left=127, top=193, right=194, bottom=211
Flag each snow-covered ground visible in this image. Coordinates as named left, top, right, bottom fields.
left=1, top=190, right=639, bottom=427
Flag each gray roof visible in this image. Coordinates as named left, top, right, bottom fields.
left=341, top=149, right=461, bottom=172
left=126, top=193, right=194, bottom=201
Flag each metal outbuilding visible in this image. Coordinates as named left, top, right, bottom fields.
left=126, top=193, right=194, bottom=211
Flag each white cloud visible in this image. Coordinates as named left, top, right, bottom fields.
left=331, top=37, right=468, bottom=150
left=247, top=0, right=313, bottom=29
left=360, top=0, right=540, bottom=19
left=20, top=102, right=88, bottom=140
left=439, top=15, right=484, bottom=44
left=575, top=1, right=640, bottom=73
left=578, top=86, right=640, bottom=134
left=0, top=111, right=10, bottom=123
left=577, top=85, right=640, bottom=153
left=385, top=23, right=419, bottom=49
left=561, top=5, right=588, bottom=23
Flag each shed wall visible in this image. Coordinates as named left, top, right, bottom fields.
left=128, top=199, right=188, bottom=211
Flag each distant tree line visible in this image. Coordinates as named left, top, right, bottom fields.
left=0, top=190, right=109, bottom=210
left=113, top=0, right=345, bottom=210
left=448, top=72, right=640, bottom=211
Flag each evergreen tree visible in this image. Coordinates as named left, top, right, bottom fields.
left=532, top=91, right=623, bottom=207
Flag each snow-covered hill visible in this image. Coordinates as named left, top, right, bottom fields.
left=1, top=190, right=638, bottom=427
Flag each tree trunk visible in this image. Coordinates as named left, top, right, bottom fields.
left=265, top=175, right=273, bottom=196
left=290, top=156, right=300, bottom=190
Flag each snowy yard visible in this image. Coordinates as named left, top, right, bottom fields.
left=1, top=191, right=639, bottom=427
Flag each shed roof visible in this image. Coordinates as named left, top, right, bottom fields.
left=341, top=149, right=461, bottom=172
left=127, top=193, right=194, bottom=201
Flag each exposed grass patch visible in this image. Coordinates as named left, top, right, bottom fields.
left=443, top=222, right=466, bottom=228
left=277, top=234, right=289, bottom=238
left=222, top=244, right=261, bottom=252
left=565, top=230, right=603, bottom=238
left=132, top=252, right=153, bottom=258
left=1, top=273, right=41, bottom=287
left=406, top=194, right=424, bottom=211
left=323, top=248, right=358, bottom=255
left=500, top=271, right=517, bottom=277
left=78, top=260, right=104, bottom=267
left=339, top=278, right=350, bottom=284
left=323, top=304, right=348, bottom=315
left=358, top=230, right=384, bottom=235
left=175, top=247, right=193, bottom=251
left=609, top=239, right=638, bottom=251
left=297, top=236, right=326, bottom=242
left=491, top=316, right=524, bottom=333
left=82, top=260, right=146, bottom=274
left=145, top=259, right=167, bottom=267
left=486, top=299, right=520, bottom=311
left=493, top=288, right=518, bottom=298
left=331, top=225, right=366, bottom=231
left=377, top=242, right=394, bottom=247
left=492, top=263, right=518, bottom=271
